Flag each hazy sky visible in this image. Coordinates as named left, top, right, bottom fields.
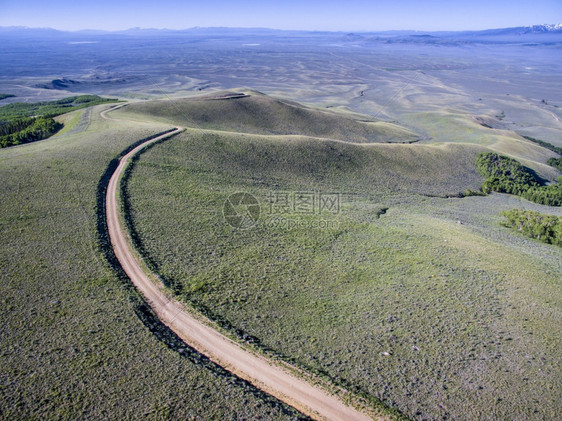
left=1, top=0, right=561, bottom=32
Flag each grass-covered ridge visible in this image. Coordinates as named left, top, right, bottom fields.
left=124, top=128, right=561, bottom=420
left=521, top=135, right=562, bottom=156
left=114, top=90, right=421, bottom=143
left=476, top=152, right=562, bottom=206
left=0, top=106, right=305, bottom=420
left=0, top=95, right=120, bottom=148
left=521, top=135, right=562, bottom=172
left=547, top=156, right=562, bottom=172
left=501, top=209, right=562, bottom=246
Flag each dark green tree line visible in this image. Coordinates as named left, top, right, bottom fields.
left=0, top=118, right=62, bottom=148
left=476, top=152, right=562, bottom=206
left=501, top=209, right=562, bottom=246
left=0, top=95, right=119, bottom=148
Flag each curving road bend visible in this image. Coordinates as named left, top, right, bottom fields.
left=103, top=106, right=375, bottom=421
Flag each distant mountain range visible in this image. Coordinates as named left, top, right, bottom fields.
left=0, top=24, right=561, bottom=44
left=466, top=23, right=562, bottom=35
left=339, top=24, right=562, bottom=46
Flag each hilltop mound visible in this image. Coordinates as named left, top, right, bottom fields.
left=115, top=90, right=420, bottom=143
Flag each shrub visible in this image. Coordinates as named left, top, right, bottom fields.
left=547, top=157, right=562, bottom=172
left=476, top=152, right=562, bottom=206
left=501, top=209, right=562, bottom=246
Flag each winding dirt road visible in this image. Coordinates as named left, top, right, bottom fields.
left=103, top=105, right=375, bottom=420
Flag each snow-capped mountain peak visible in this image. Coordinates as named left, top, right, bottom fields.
left=524, top=23, right=562, bottom=32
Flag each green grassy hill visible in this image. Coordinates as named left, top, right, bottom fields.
left=402, top=112, right=561, bottom=182
left=134, top=129, right=484, bottom=197
left=114, top=90, right=420, bottom=143
left=0, top=105, right=304, bottom=420
left=122, top=124, right=561, bottom=420
left=3, top=94, right=561, bottom=420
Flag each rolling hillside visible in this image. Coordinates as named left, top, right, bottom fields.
left=2, top=92, right=560, bottom=420
left=124, top=127, right=561, bottom=421
left=114, top=90, right=421, bottom=143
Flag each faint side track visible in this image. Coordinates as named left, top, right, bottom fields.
left=102, top=105, right=377, bottom=421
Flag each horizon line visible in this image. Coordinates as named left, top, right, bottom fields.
left=1, top=23, right=561, bottom=35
